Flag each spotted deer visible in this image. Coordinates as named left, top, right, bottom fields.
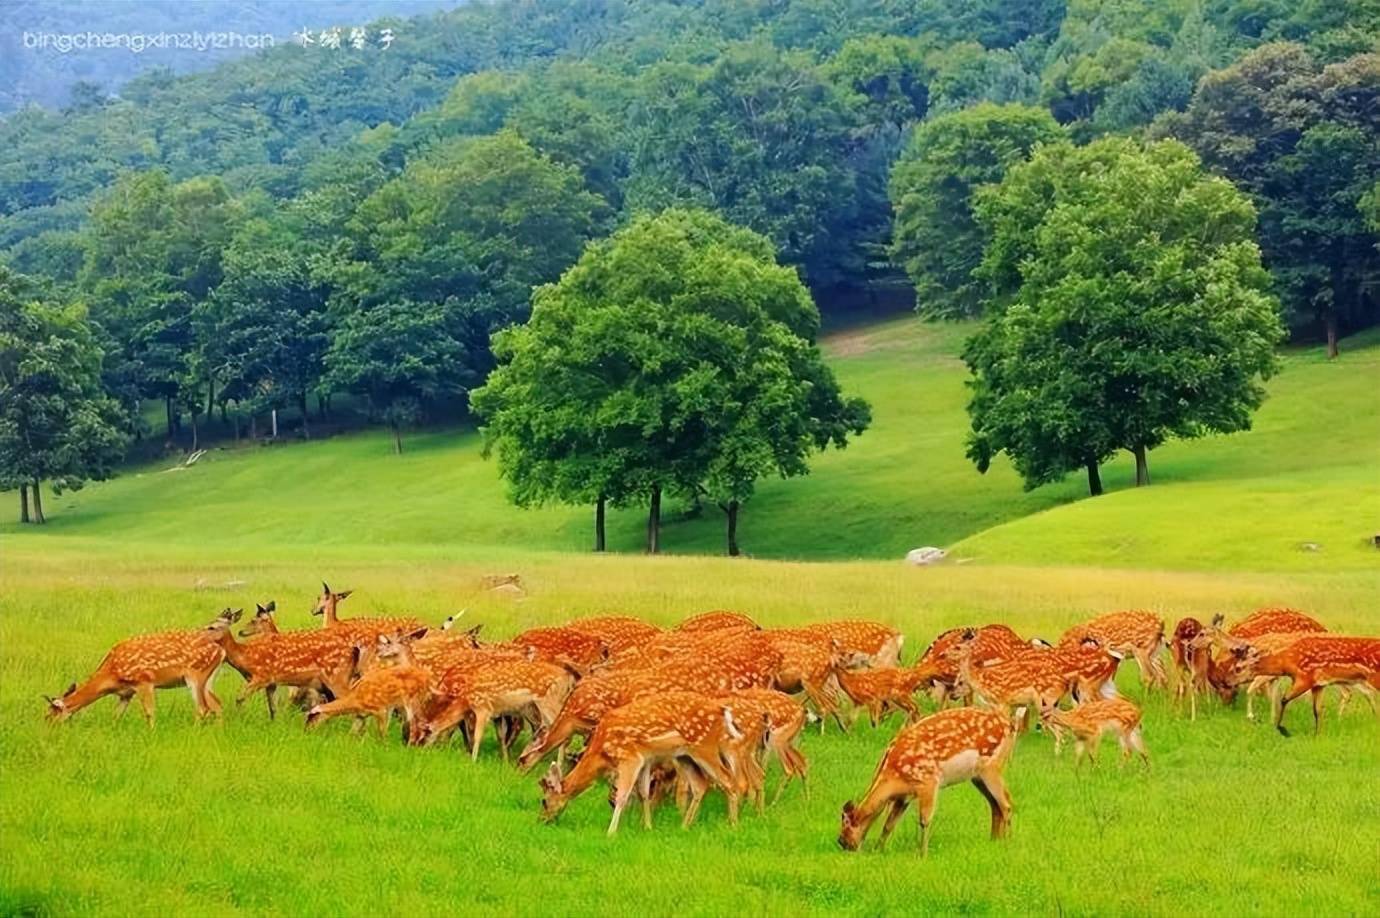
left=943, top=638, right=1068, bottom=732
left=766, top=635, right=861, bottom=732
left=517, top=668, right=643, bottom=771
left=795, top=620, right=904, bottom=667
left=834, top=659, right=945, bottom=727
left=675, top=610, right=759, bottom=633
left=231, top=607, right=362, bottom=715
left=918, top=625, right=1030, bottom=705
left=1222, top=636, right=1380, bottom=735
left=1039, top=697, right=1148, bottom=767
left=509, top=626, right=609, bottom=674
left=417, top=659, right=575, bottom=761
left=310, top=582, right=428, bottom=640
left=1060, top=611, right=1166, bottom=691
left=564, top=616, right=661, bottom=654
left=718, top=688, right=811, bottom=807
left=1228, top=607, right=1327, bottom=640
left=45, top=612, right=232, bottom=725
left=1169, top=617, right=1212, bottom=719
left=838, top=708, right=1015, bottom=856
left=538, top=691, right=743, bottom=834
left=304, top=631, right=432, bottom=740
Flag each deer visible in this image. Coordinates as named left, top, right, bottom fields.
left=917, top=624, right=1031, bottom=706
left=304, top=630, right=432, bottom=741
left=766, top=635, right=862, bottom=732
left=1221, top=636, right=1380, bottom=736
left=1169, top=617, right=1212, bottom=719
left=231, top=606, right=362, bottom=716
left=717, top=688, right=811, bottom=808
left=833, top=659, right=945, bottom=727
left=838, top=708, right=1015, bottom=857
left=1227, top=607, right=1327, bottom=641
left=791, top=620, right=904, bottom=667
left=563, top=615, right=662, bottom=654
left=1019, top=636, right=1123, bottom=702
left=674, top=610, right=759, bottom=633
left=538, top=691, right=743, bottom=834
left=1039, top=697, right=1148, bottom=768
left=45, top=612, right=232, bottom=725
left=1059, top=611, right=1167, bottom=692
left=517, top=668, right=643, bottom=772
left=509, top=626, right=608, bottom=674
left=416, top=659, right=575, bottom=761
left=1192, top=614, right=1358, bottom=719
left=310, top=582, right=428, bottom=640
left=943, top=637, right=1069, bottom=732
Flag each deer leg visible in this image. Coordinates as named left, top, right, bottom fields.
left=1276, top=677, right=1314, bottom=736
left=638, top=764, right=655, bottom=829
left=1129, top=725, right=1150, bottom=767
left=264, top=684, right=278, bottom=721
left=607, top=757, right=644, bottom=836
left=1335, top=686, right=1352, bottom=718
left=136, top=683, right=156, bottom=727
left=979, top=766, right=1013, bottom=838
left=916, top=782, right=938, bottom=857
left=471, top=708, right=493, bottom=761
left=1311, top=686, right=1325, bottom=736
left=374, top=711, right=389, bottom=739
left=113, top=691, right=133, bottom=720
left=680, top=762, right=710, bottom=828
left=876, top=798, right=910, bottom=850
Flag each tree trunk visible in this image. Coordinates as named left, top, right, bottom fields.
left=165, top=397, right=175, bottom=438
left=646, top=485, right=661, bottom=554
left=271, top=409, right=278, bottom=439
left=392, top=423, right=403, bottom=455
left=190, top=411, right=199, bottom=452
left=31, top=479, right=45, bottom=524
left=594, top=496, right=606, bottom=552
left=220, top=402, right=228, bottom=424
left=1085, top=458, right=1103, bottom=497
left=726, top=499, right=740, bottom=557
left=299, top=393, right=311, bottom=440
left=232, top=412, right=240, bottom=444
left=205, top=379, right=214, bottom=418
left=250, top=415, right=258, bottom=440
left=1326, top=311, right=1339, bottom=359
left=317, top=394, right=327, bottom=421
left=1133, top=445, right=1150, bottom=487
left=19, top=484, right=29, bottom=523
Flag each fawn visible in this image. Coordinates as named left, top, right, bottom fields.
left=1223, top=636, right=1380, bottom=735
left=834, top=660, right=944, bottom=727
left=838, top=708, right=1015, bottom=856
left=1039, top=697, right=1149, bottom=767
left=45, top=611, right=232, bottom=725
left=539, top=691, right=743, bottom=834
left=304, top=630, right=432, bottom=740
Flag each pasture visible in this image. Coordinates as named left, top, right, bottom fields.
left=2, top=321, right=1378, bottom=916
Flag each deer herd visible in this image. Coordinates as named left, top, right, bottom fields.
left=43, top=587, right=1380, bottom=853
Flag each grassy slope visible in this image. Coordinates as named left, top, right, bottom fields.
left=5, top=320, right=1377, bottom=570
left=2, top=318, right=1378, bottom=916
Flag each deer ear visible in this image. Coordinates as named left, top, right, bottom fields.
left=229, top=609, right=243, bottom=623
left=66, top=682, right=77, bottom=696
left=265, top=601, right=276, bottom=613
left=466, top=624, right=484, bottom=638
left=322, top=581, right=330, bottom=595
left=1211, top=613, right=1224, bottom=627
left=337, top=590, right=353, bottom=600
left=961, top=628, right=976, bottom=640
left=842, top=800, right=856, bottom=820
left=406, top=627, right=429, bottom=643
left=542, top=762, right=563, bottom=792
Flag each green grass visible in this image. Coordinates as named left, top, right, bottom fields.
left=2, top=318, right=1378, bottom=915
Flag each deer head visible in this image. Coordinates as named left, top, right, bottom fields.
left=837, top=800, right=864, bottom=850
left=539, top=762, right=569, bottom=822
left=310, top=582, right=352, bottom=618
left=240, top=604, right=278, bottom=638
left=43, top=682, right=79, bottom=721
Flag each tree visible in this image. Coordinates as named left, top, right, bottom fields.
left=473, top=209, right=869, bottom=555
left=967, top=138, right=1285, bottom=493
left=0, top=268, right=128, bottom=523
left=889, top=103, right=1063, bottom=319
left=1154, top=44, right=1380, bottom=354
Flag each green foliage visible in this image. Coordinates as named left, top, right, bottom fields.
left=1155, top=44, right=1380, bottom=344
left=966, top=137, right=1286, bottom=490
left=473, top=209, right=869, bottom=554
left=0, top=269, right=128, bottom=518
left=889, top=103, right=1063, bottom=318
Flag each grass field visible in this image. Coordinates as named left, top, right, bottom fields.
left=2, top=319, right=1378, bottom=916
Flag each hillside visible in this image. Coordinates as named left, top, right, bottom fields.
left=6, top=318, right=1377, bottom=571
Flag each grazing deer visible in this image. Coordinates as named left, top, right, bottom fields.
left=564, top=616, right=662, bottom=654
left=1223, top=636, right=1380, bottom=736
left=719, top=688, right=810, bottom=807
left=1021, top=636, right=1123, bottom=702
left=310, top=582, right=428, bottom=639
left=918, top=625, right=1030, bottom=705
left=417, top=659, right=575, bottom=761
left=1060, top=611, right=1167, bottom=691
left=304, top=631, right=432, bottom=740
left=766, top=635, right=861, bottom=732
left=231, top=607, right=361, bottom=716
left=675, top=610, right=759, bottom=633
left=1039, top=697, right=1148, bottom=768
left=943, top=638, right=1068, bottom=732
left=797, top=620, right=904, bottom=668
left=1228, top=607, right=1327, bottom=641
left=517, top=669, right=642, bottom=771
left=834, top=660, right=944, bottom=727
left=510, top=626, right=608, bottom=674
left=538, top=691, right=743, bottom=834
left=838, top=708, right=1015, bottom=856
left=45, top=612, right=232, bottom=725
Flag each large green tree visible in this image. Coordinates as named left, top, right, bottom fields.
left=1154, top=44, right=1380, bottom=355
left=966, top=137, right=1285, bottom=494
left=889, top=103, right=1063, bottom=318
left=472, top=209, right=869, bottom=555
left=0, top=269, right=128, bottom=523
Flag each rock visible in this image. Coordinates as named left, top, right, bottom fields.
left=1299, top=542, right=1321, bottom=552
left=905, top=547, right=947, bottom=566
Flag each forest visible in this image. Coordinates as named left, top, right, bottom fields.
left=1, top=0, right=1377, bottom=546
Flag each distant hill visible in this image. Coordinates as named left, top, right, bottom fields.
left=0, top=0, right=466, bottom=113
left=8, top=317, right=1376, bottom=572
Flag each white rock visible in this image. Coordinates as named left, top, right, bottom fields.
left=905, top=547, right=947, bottom=566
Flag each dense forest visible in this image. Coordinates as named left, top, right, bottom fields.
left=1, top=0, right=1376, bottom=546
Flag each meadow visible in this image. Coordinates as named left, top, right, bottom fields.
left=1, top=320, right=1378, bottom=916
